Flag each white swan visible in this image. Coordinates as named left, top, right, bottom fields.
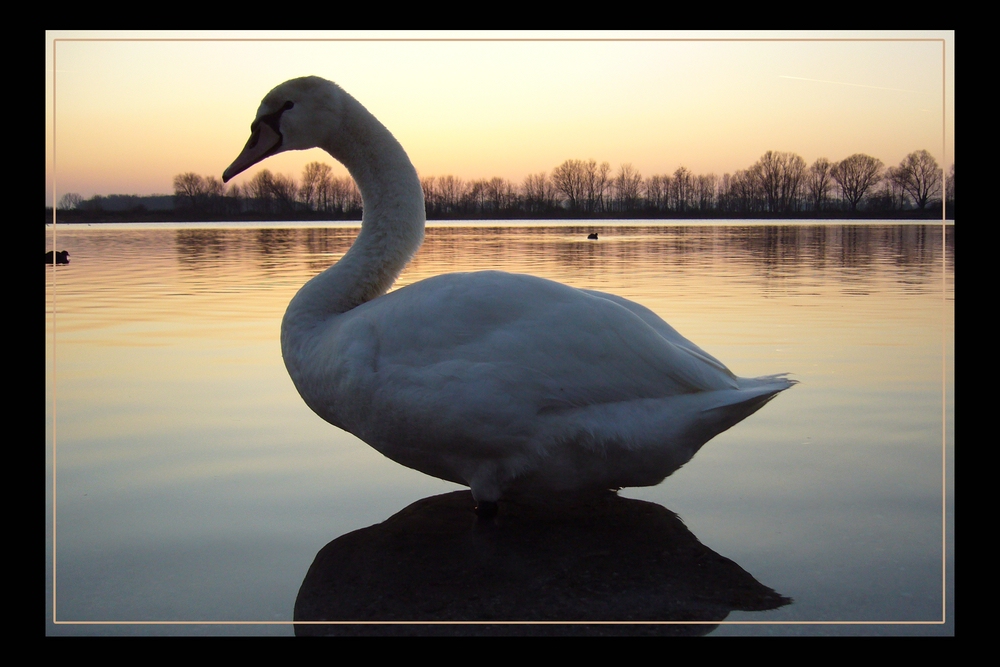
left=223, top=77, right=794, bottom=511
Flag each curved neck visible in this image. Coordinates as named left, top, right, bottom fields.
left=284, top=93, right=425, bottom=333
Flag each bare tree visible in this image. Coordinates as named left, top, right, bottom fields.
left=310, top=174, right=360, bottom=216
left=198, top=176, right=224, bottom=214
left=301, top=162, right=333, bottom=211
left=583, top=159, right=611, bottom=214
left=756, top=151, right=805, bottom=213
left=326, top=175, right=361, bottom=215
left=203, top=176, right=224, bottom=198
left=551, top=159, right=587, bottom=212
left=718, top=173, right=734, bottom=213
left=247, top=170, right=275, bottom=213
left=270, top=173, right=299, bottom=213
left=807, top=158, right=833, bottom=212
left=644, top=175, right=664, bottom=212
left=659, top=174, right=673, bottom=211
left=670, top=167, right=693, bottom=213
left=315, top=165, right=335, bottom=212
left=522, top=172, right=554, bottom=214
left=485, top=177, right=517, bottom=215
left=832, top=154, right=884, bottom=212
left=58, top=192, right=83, bottom=210
left=757, top=152, right=783, bottom=213
left=173, top=172, right=206, bottom=208
left=463, top=179, right=487, bottom=215
left=729, top=166, right=764, bottom=214
left=779, top=154, right=806, bottom=212
left=898, top=149, right=942, bottom=210
left=867, top=176, right=899, bottom=212
left=437, top=175, right=466, bottom=216
left=885, top=166, right=911, bottom=210
left=225, top=182, right=244, bottom=215
left=420, top=176, right=438, bottom=216
left=946, top=164, right=955, bottom=204
left=696, top=173, right=718, bottom=212
left=612, top=163, right=643, bottom=214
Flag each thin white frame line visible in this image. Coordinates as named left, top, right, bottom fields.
left=46, top=33, right=952, bottom=631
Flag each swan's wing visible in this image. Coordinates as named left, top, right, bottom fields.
left=578, top=289, right=734, bottom=375
left=352, top=272, right=738, bottom=419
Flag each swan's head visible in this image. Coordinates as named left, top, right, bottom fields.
left=223, top=77, right=345, bottom=183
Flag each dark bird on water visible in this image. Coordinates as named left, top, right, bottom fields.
left=587, top=232, right=599, bottom=240
left=45, top=250, right=70, bottom=265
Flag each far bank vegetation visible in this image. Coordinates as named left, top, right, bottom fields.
left=54, top=149, right=954, bottom=222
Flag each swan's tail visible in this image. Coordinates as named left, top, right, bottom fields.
left=736, top=373, right=798, bottom=393
left=695, top=373, right=796, bottom=436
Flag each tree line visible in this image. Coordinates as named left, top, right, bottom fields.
left=169, top=165, right=364, bottom=218
left=58, top=149, right=954, bottom=220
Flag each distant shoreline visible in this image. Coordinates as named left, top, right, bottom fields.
left=45, top=207, right=952, bottom=225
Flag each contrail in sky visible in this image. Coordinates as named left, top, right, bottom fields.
left=779, top=75, right=920, bottom=94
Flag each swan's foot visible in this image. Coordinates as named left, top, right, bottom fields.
left=474, top=500, right=498, bottom=520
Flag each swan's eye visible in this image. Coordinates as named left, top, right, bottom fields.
left=252, top=100, right=296, bottom=136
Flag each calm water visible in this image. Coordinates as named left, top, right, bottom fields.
left=45, top=221, right=954, bottom=636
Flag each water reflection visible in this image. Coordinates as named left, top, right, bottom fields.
left=294, top=491, right=790, bottom=636
left=45, top=222, right=953, bottom=634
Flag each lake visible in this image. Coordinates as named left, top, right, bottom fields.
left=45, top=221, right=954, bottom=635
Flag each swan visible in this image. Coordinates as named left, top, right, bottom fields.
left=587, top=232, right=598, bottom=240
left=223, top=77, right=794, bottom=514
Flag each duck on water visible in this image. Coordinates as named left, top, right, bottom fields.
left=45, top=250, right=70, bottom=265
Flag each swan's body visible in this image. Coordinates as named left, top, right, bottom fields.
left=224, top=77, right=793, bottom=504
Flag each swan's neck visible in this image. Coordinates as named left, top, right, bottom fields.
left=284, top=94, right=425, bottom=336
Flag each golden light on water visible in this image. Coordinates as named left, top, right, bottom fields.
left=45, top=222, right=953, bottom=630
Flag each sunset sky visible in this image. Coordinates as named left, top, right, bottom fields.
left=44, top=31, right=954, bottom=207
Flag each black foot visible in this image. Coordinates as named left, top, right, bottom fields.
left=474, top=500, right=498, bottom=519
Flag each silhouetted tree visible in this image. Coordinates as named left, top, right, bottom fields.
left=696, top=173, right=718, bottom=212
left=247, top=170, right=276, bottom=214
left=58, top=192, right=83, bottom=210
left=756, top=151, right=805, bottom=214
left=583, top=160, right=611, bottom=214
left=670, top=167, right=693, bottom=213
left=301, top=162, right=333, bottom=211
left=484, top=177, right=517, bottom=215
left=807, top=158, right=833, bottom=212
left=327, top=175, right=361, bottom=215
left=612, top=163, right=642, bottom=214
left=551, top=159, right=587, bottom=212
left=153, top=147, right=946, bottom=222
left=522, top=172, right=554, bottom=214
left=225, top=182, right=245, bottom=215
left=173, top=172, right=206, bottom=209
left=80, top=194, right=105, bottom=212
left=726, top=167, right=762, bottom=214
left=436, top=175, right=466, bottom=216
left=898, top=149, right=942, bottom=210
left=832, top=154, right=883, bottom=212
left=202, top=176, right=225, bottom=214
left=884, top=166, right=910, bottom=210
left=271, top=173, right=299, bottom=213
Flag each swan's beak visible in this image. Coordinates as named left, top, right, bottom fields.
left=223, top=122, right=283, bottom=183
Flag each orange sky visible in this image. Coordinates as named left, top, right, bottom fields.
left=45, top=31, right=955, bottom=207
